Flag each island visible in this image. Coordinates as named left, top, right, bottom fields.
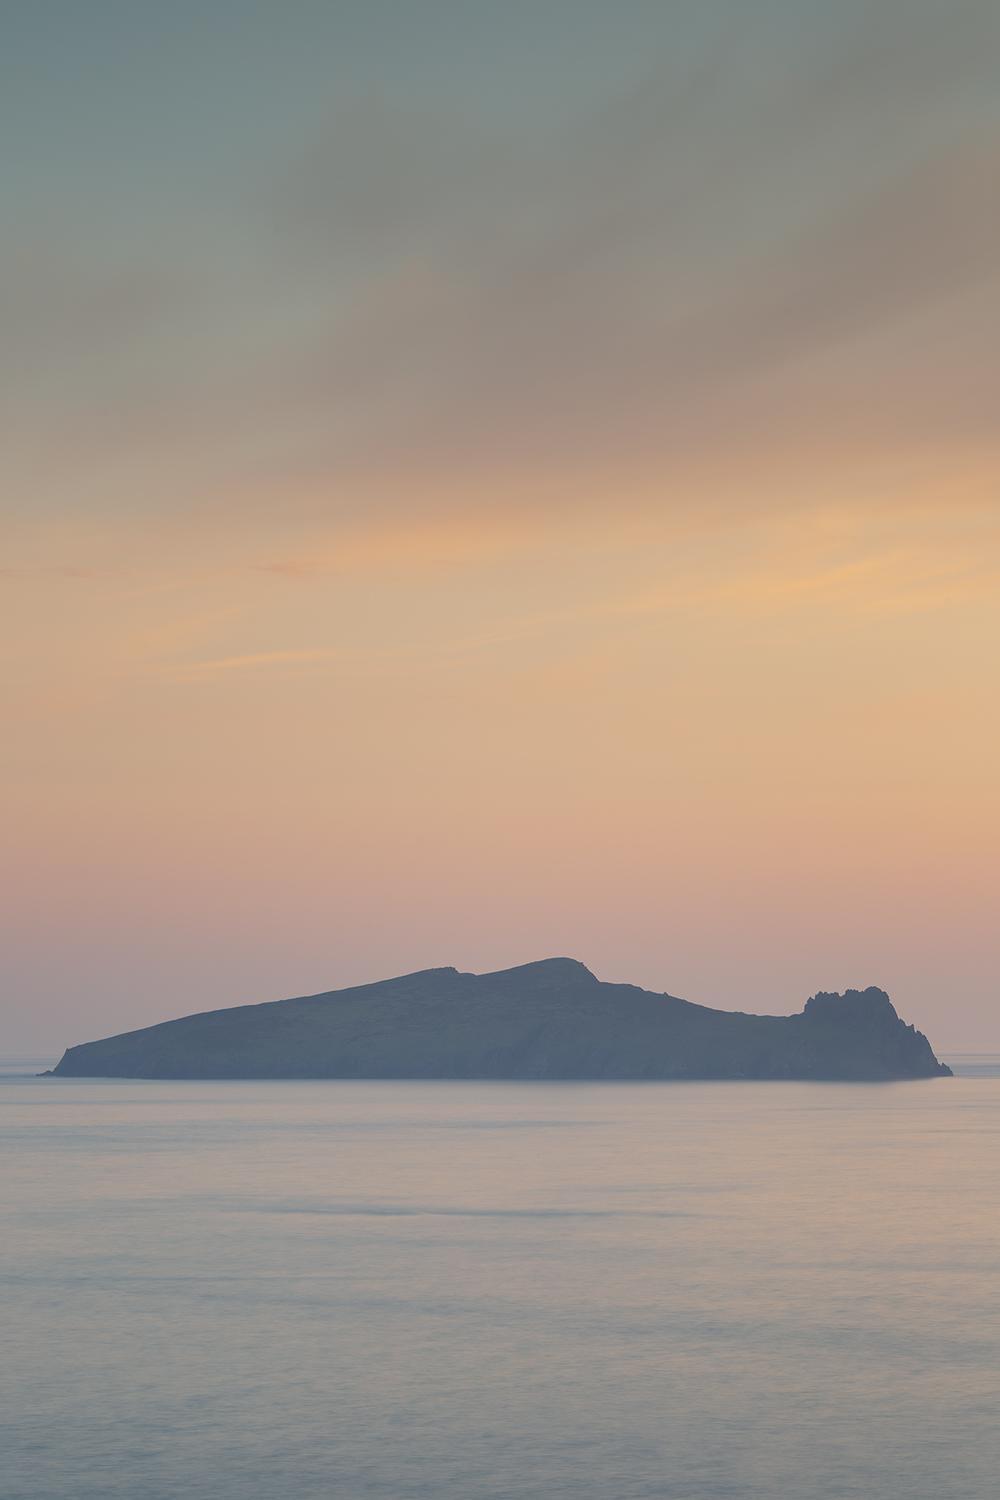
left=46, top=958, right=951, bottom=1081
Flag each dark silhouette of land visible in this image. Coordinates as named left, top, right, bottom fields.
left=47, top=959, right=951, bottom=1081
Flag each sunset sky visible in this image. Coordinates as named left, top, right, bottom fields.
left=3, top=0, right=998, bottom=1053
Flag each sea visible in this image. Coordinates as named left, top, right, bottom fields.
left=3, top=1057, right=1000, bottom=1500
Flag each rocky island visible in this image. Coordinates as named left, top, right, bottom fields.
left=47, top=958, right=950, bottom=1081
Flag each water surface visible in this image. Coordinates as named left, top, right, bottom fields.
left=3, top=1063, right=998, bottom=1498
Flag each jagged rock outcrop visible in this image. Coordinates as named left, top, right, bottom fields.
left=47, top=959, right=951, bottom=1081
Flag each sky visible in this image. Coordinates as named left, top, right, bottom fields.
left=2, top=0, right=998, bottom=1054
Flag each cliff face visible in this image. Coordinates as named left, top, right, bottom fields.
left=48, top=959, right=951, bottom=1081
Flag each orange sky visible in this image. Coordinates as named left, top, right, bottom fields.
left=3, top=2, right=998, bottom=1051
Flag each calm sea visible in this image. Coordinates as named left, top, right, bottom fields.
left=3, top=1058, right=999, bottom=1499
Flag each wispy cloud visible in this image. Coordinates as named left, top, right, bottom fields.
left=165, top=647, right=344, bottom=681
left=6, top=1, right=998, bottom=531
